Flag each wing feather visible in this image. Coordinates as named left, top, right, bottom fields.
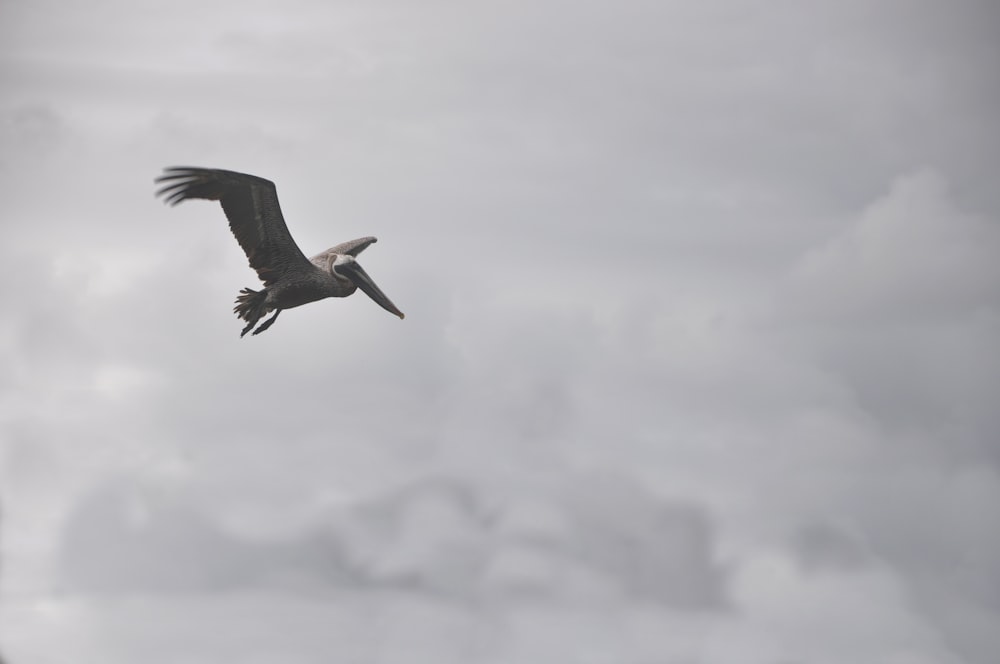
left=155, top=167, right=312, bottom=286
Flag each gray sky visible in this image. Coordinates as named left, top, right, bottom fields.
left=1, top=0, right=999, bottom=662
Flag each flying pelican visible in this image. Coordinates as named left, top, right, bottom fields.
left=155, top=167, right=404, bottom=337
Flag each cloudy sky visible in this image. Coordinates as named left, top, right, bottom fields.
left=1, top=0, right=999, bottom=662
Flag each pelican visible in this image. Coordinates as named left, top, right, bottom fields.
left=155, top=167, right=404, bottom=337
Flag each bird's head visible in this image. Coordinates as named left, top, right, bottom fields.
left=328, top=254, right=405, bottom=319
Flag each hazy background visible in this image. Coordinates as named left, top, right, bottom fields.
left=1, top=1, right=998, bottom=662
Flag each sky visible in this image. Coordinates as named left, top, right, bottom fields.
left=1, top=0, right=998, bottom=662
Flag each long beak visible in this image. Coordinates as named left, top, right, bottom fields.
left=339, top=261, right=405, bottom=319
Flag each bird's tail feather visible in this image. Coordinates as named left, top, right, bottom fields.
left=234, top=288, right=269, bottom=322
left=233, top=288, right=270, bottom=337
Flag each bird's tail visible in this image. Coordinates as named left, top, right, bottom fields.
left=234, top=287, right=269, bottom=322
left=233, top=288, right=270, bottom=336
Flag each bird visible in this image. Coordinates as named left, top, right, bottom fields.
left=155, top=167, right=404, bottom=337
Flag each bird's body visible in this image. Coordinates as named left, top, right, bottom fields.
left=155, top=167, right=404, bottom=336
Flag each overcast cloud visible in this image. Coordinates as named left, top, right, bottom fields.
left=1, top=1, right=998, bottom=662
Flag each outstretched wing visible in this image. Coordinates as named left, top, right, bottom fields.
left=309, top=236, right=378, bottom=269
left=155, top=167, right=312, bottom=286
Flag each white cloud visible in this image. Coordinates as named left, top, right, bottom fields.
left=778, top=169, right=1000, bottom=442
left=787, top=169, right=1000, bottom=325
left=727, top=551, right=963, bottom=664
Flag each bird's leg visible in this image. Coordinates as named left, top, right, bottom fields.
left=252, top=309, right=281, bottom=336
left=240, top=317, right=258, bottom=338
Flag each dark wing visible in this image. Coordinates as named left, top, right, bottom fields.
left=155, top=167, right=312, bottom=286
